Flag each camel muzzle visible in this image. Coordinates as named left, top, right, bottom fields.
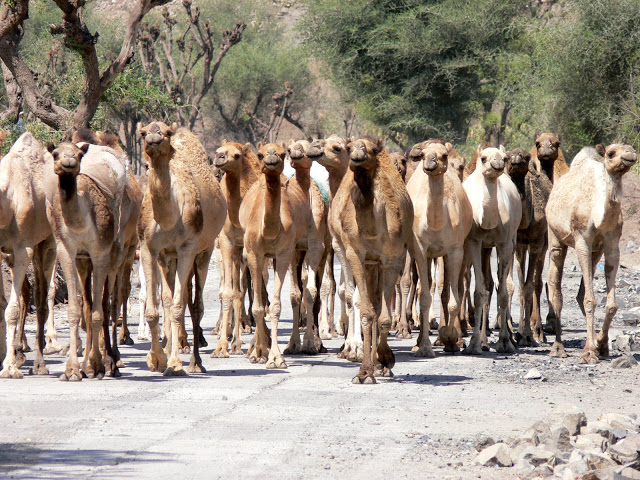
left=350, top=148, right=368, bottom=165
left=423, top=160, right=439, bottom=174
left=213, top=154, right=228, bottom=168
left=144, top=132, right=164, bottom=146
left=263, top=154, right=281, bottom=168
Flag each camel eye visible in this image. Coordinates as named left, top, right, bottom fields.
left=608, top=151, right=615, bottom=158
left=233, top=153, right=240, bottom=159
left=257, top=153, right=264, bottom=160
left=525, top=154, right=531, bottom=161
left=481, top=156, right=487, bottom=163
left=332, top=145, right=342, bottom=153
left=535, top=142, right=540, bottom=149
left=442, top=154, right=448, bottom=161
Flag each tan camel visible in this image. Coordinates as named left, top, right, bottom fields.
left=406, top=140, right=473, bottom=355
left=239, top=142, right=309, bottom=368
left=137, top=121, right=226, bottom=375
left=0, top=133, right=56, bottom=379
left=505, top=148, right=552, bottom=346
left=305, top=135, right=362, bottom=360
left=462, top=145, right=522, bottom=354
left=330, top=136, right=413, bottom=383
left=211, top=141, right=261, bottom=358
left=546, top=144, right=636, bottom=363
left=284, top=139, right=329, bottom=354
left=44, top=138, right=129, bottom=380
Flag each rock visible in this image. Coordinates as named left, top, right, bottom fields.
left=516, top=428, right=540, bottom=447
left=599, top=414, right=640, bottom=432
left=531, top=420, right=552, bottom=442
left=621, top=313, right=640, bottom=327
left=555, top=461, right=589, bottom=480
left=616, top=464, right=640, bottom=479
left=545, top=425, right=573, bottom=453
left=582, top=421, right=629, bottom=443
left=529, top=464, right=554, bottom=477
left=612, top=355, right=638, bottom=369
left=619, top=278, right=632, bottom=287
left=546, top=408, right=588, bottom=436
left=475, top=442, right=513, bottom=467
left=475, top=434, right=495, bottom=452
left=614, top=335, right=633, bottom=353
left=609, top=436, right=640, bottom=465
left=513, top=458, right=535, bottom=476
left=525, top=368, right=543, bottom=380
left=583, top=467, right=619, bottom=479
left=570, top=449, right=618, bottom=471
left=576, top=433, right=611, bottom=453
left=519, top=445, right=564, bottom=467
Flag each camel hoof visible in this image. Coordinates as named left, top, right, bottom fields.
left=481, top=344, right=490, bottom=352
left=411, top=344, right=419, bottom=353
left=0, top=366, right=24, bottom=379
left=147, top=351, right=168, bottom=373
left=412, top=348, right=435, bottom=358
left=347, top=350, right=363, bottom=363
left=119, top=336, right=135, bottom=346
left=230, top=346, right=244, bottom=356
left=352, top=374, right=376, bottom=384
left=579, top=351, right=599, bottom=365
left=516, top=333, right=537, bottom=347
left=210, top=348, right=230, bottom=359
left=319, top=330, right=332, bottom=341
left=32, top=363, right=49, bottom=376
left=210, top=327, right=219, bottom=336
left=178, top=346, right=191, bottom=355
left=301, top=345, right=319, bottom=355
left=163, top=367, right=188, bottom=376
left=495, top=338, right=517, bottom=354
left=242, top=325, right=252, bottom=334
left=549, top=342, right=567, bottom=358
left=44, top=342, right=63, bottom=355
left=137, top=335, right=149, bottom=342
left=543, top=323, right=556, bottom=335
left=266, top=357, right=287, bottom=369
left=597, top=342, right=609, bottom=357
left=443, top=342, right=460, bottom=354
left=187, top=363, right=206, bottom=374
left=395, top=329, right=412, bottom=339
left=284, top=343, right=301, bottom=355
left=429, top=318, right=438, bottom=330
left=14, top=352, right=27, bottom=369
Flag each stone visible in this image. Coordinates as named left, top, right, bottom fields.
left=475, top=442, right=513, bottom=467
left=529, top=464, right=554, bottom=477
left=513, top=458, right=535, bottom=477
left=475, top=434, right=495, bottom=452
left=516, top=428, right=540, bottom=447
left=545, top=425, right=573, bottom=453
left=569, top=449, right=618, bottom=471
left=576, top=433, right=611, bottom=453
left=582, top=467, right=618, bottom=480
left=609, top=437, right=640, bottom=465
left=519, top=445, right=563, bottom=467
left=612, top=355, right=638, bottom=369
left=615, top=465, right=640, bottom=479
left=525, top=368, right=543, bottom=380
left=599, top=414, right=640, bottom=432
left=546, top=408, right=588, bottom=436
left=555, top=461, right=589, bottom=480
left=619, top=278, right=632, bottom=287
left=582, top=421, right=629, bottom=443
left=531, top=420, right=552, bottom=442
left=621, top=313, right=640, bottom=327
left=614, top=335, right=633, bottom=353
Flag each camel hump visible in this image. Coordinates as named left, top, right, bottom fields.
left=79, top=144, right=127, bottom=203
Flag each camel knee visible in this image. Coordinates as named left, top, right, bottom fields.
left=290, top=288, right=302, bottom=308
left=252, top=305, right=265, bottom=321
left=4, top=302, right=19, bottom=327
left=605, top=302, right=618, bottom=319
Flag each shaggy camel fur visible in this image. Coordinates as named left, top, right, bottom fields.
left=44, top=140, right=127, bottom=380
left=406, top=140, right=473, bottom=355
left=330, top=137, right=413, bottom=383
left=138, top=122, right=226, bottom=375
left=284, top=139, right=329, bottom=354
left=211, top=141, right=260, bottom=358
left=546, top=144, right=637, bottom=363
left=306, top=135, right=362, bottom=360
left=462, top=145, right=522, bottom=354
left=239, top=142, right=309, bottom=368
left=505, top=148, right=552, bottom=346
left=0, top=133, right=56, bottom=379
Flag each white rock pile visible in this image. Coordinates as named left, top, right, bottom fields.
left=475, top=406, right=640, bottom=479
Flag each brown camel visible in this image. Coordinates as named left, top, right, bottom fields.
left=44, top=139, right=128, bottom=380
left=239, top=142, right=309, bottom=368
left=0, top=133, right=56, bottom=379
left=505, top=148, right=552, bottom=346
left=137, top=121, right=226, bottom=375
left=462, top=145, right=521, bottom=354
left=211, top=140, right=261, bottom=357
left=406, top=140, right=473, bottom=355
left=284, top=139, right=329, bottom=354
left=546, top=144, right=636, bottom=363
left=330, top=136, right=413, bottom=383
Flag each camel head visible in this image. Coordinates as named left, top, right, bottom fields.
left=409, top=139, right=449, bottom=177
left=477, top=145, right=507, bottom=179
left=506, top=148, right=531, bottom=179
left=534, top=132, right=561, bottom=162
left=138, top=121, right=177, bottom=162
left=596, top=143, right=637, bottom=176
left=347, top=136, right=384, bottom=172
left=448, top=147, right=466, bottom=181
left=71, top=128, right=124, bottom=153
left=214, top=140, right=251, bottom=173
left=256, top=142, right=286, bottom=174
left=47, top=141, right=89, bottom=178
left=287, top=139, right=312, bottom=170
left=306, top=135, right=349, bottom=171
left=389, top=152, right=407, bottom=181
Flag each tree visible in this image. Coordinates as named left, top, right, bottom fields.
left=0, top=0, right=172, bottom=130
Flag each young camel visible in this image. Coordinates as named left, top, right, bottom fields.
left=546, top=144, right=636, bottom=363
left=330, top=137, right=413, bottom=383
left=284, top=139, right=329, bottom=354
left=505, top=148, right=552, bottom=346
left=239, top=142, right=309, bottom=368
left=211, top=141, right=260, bottom=358
left=138, top=122, right=226, bottom=375
left=462, top=146, right=521, bottom=354
left=406, top=140, right=473, bottom=356
left=305, top=135, right=363, bottom=361
left=0, top=133, right=56, bottom=379
left=44, top=140, right=127, bottom=380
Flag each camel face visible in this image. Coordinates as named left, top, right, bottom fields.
left=214, top=141, right=249, bottom=172
left=288, top=140, right=312, bottom=169
left=306, top=135, right=347, bottom=171
left=449, top=151, right=466, bottom=181
left=256, top=142, right=286, bottom=174
left=47, top=142, right=88, bottom=177
left=389, top=152, right=407, bottom=181
left=419, top=143, right=449, bottom=177
left=597, top=143, right=637, bottom=175
left=347, top=137, right=382, bottom=172
left=478, top=147, right=507, bottom=179
left=506, top=148, right=531, bottom=179
left=534, top=132, right=560, bottom=162
left=139, top=121, right=176, bottom=159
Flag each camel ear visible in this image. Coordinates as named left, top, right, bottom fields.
left=45, top=141, right=55, bottom=153
left=222, top=139, right=227, bottom=145
left=375, top=137, right=384, bottom=154
left=595, top=144, right=606, bottom=157
left=499, top=145, right=506, bottom=154
left=534, top=132, right=540, bottom=142
left=288, top=139, right=295, bottom=146
left=524, top=153, right=531, bottom=162
left=138, top=122, right=146, bottom=137
left=557, top=133, right=562, bottom=144
left=167, top=123, right=178, bottom=136
left=281, top=142, right=286, bottom=150
left=79, top=142, right=90, bottom=155
left=476, top=143, right=484, bottom=155
left=242, top=142, right=251, bottom=154
left=256, top=142, right=263, bottom=151
left=445, top=142, right=454, bottom=153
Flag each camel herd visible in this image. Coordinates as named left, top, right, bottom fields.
left=0, top=124, right=636, bottom=384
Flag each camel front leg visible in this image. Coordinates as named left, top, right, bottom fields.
left=44, top=261, right=63, bottom=354
left=443, top=249, right=465, bottom=352
left=597, top=238, right=619, bottom=358
left=246, top=252, right=269, bottom=364
left=575, top=236, right=598, bottom=364
left=412, top=249, right=435, bottom=358
left=85, top=261, right=109, bottom=379
left=335, top=241, right=362, bottom=362
left=16, top=277, right=32, bottom=364
left=266, top=252, right=291, bottom=369
left=303, top=242, right=325, bottom=351
left=285, top=252, right=304, bottom=354
left=31, top=240, right=56, bottom=375
left=395, top=253, right=412, bottom=338
left=140, top=245, right=167, bottom=373
left=118, top=248, right=136, bottom=346
left=463, top=240, right=486, bottom=355
left=547, top=230, right=567, bottom=359
left=188, top=249, right=213, bottom=373
left=376, top=260, right=401, bottom=377
left=57, top=245, right=83, bottom=381
left=0, top=260, right=6, bottom=369
left=319, top=246, right=337, bottom=338
left=494, top=242, right=517, bottom=354
left=529, top=242, right=547, bottom=344
left=136, top=261, right=150, bottom=341
left=212, top=235, right=236, bottom=358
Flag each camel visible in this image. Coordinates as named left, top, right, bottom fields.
left=44, top=137, right=129, bottom=380
left=305, top=135, right=363, bottom=361
left=210, top=140, right=261, bottom=358
left=546, top=144, right=637, bottom=363
left=0, top=133, right=56, bottom=379
left=406, top=139, right=473, bottom=356
left=505, top=148, right=552, bottom=346
left=239, top=142, right=309, bottom=368
left=137, top=121, right=226, bottom=375
left=390, top=152, right=407, bottom=181
left=329, top=136, right=413, bottom=383
left=462, top=145, right=522, bottom=355
left=283, top=139, right=330, bottom=354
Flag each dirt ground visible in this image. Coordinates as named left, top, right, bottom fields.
left=1, top=245, right=640, bottom=480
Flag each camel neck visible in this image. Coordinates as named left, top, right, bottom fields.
left=148, top=159, right=179, bottom=230
left=540, top=161, right=555, bottom=184
left=224, top=171, right=243, bottom=227
left=293, top=166, right=311, bottom=197
left=353, top=166, right=375, bottom=208
left=262, top=174, right=282, bottom=240
left=479, top=177, right=499, bottom=230
left=58, top=174, right=86, bottom=230
left=327, top=164, right=348, bottom=199
left=425, top=174, right=446, bottom=230
left=351, top=167, right=378, bottom=239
